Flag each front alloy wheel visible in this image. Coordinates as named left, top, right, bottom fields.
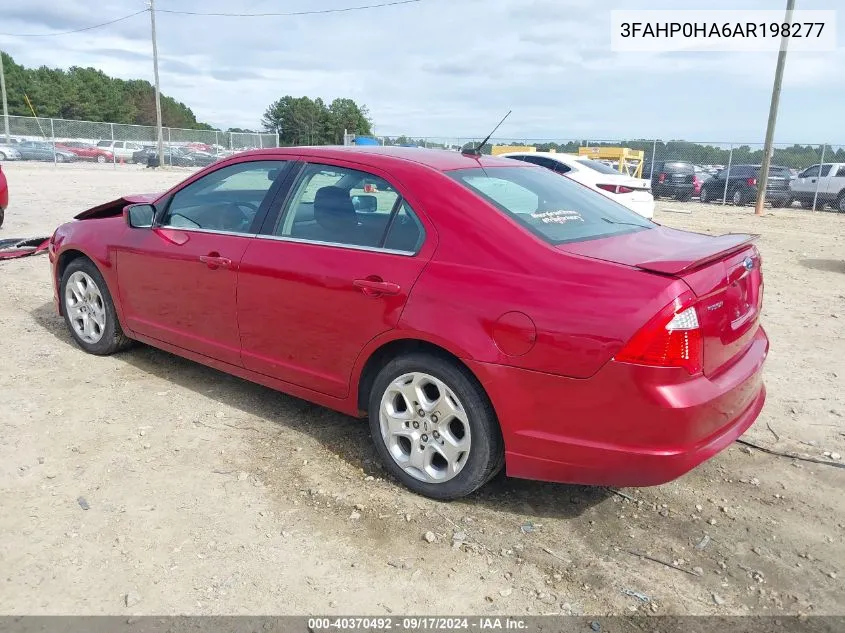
left=64, top=271, right=107, bottom=344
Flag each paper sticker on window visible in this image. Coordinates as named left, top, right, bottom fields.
left=531, top=210, right=584, bottom=224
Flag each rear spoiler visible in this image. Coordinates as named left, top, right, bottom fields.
left=635, top=233, right=759, bottom=275
left=74, top=193, right=159, bottom=220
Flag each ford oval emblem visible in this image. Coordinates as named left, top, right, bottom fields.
left=743, top=256, right=754, bottom=271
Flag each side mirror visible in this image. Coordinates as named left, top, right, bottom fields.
left=125, top=203, right=155, bottom=228
left=352, top=194, right=378, bottom=213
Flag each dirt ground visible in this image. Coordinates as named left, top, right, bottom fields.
left=0, top=161, right=842, bottom=616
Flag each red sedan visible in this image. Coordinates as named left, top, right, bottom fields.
left=0, top=163, right=7, bottom=227
left=56, top=142, right=114, bottom=163
left=48, top=147, right=768, bottom=499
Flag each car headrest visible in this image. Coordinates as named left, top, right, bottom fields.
left=313, top=186, right=356, bottom=235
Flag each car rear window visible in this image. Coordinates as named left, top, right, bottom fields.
left=662, top=162, right=694, bottom=173
left=574, top=159, right=621, bottom=175
left=448, top=166, right=652, bottom=245
left=768, top=167, right=792, bottom=178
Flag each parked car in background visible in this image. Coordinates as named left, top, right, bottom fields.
left=0, top=162, right=7, bottom=227
left=693, top=166, right=712, bottom=197
left=16, top=141, right=78, bottom=162
left=49, top=146, right=768, bottom=499
left=642, top=160, right=696, bottom=201
left=57, top=141, right=114, bottom=163
left=500, top=152, right=655, bottom=218
left=789, top=163, right=845, bottom=212
left=132, top=146, right=195, bottom=167
left=95, top=140, right=144, bottom=162
left=699, top=164, right=792, bottom=207
left=180, top=150, right=218, bottom=167
left=0, top=142, right=22, bottom=161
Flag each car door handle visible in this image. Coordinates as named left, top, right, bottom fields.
left=199, top=253, right=232, bottom=270
left=353, top=278, right=401, bottom=296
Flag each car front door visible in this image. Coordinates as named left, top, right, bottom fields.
left=237, top=160, right=435, bottom=398
left=116, top=159, right=290, bottom=365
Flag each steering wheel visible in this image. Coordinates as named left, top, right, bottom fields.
left=228, top=201, right=260, bottom=231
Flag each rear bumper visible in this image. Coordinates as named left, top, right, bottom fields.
left=653, top=183, right=694, bottom=197
left=467, top=326, right=769, bottom=487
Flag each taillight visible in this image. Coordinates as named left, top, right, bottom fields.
left=746, top=177, right=757, bottom=186
left=614, top=291, right=703, bottom=374
left=693, top=176, right=700, bottom=185
left=597, top=184, right=634, bottom=194
left=658, top=172, right=666, bottom=183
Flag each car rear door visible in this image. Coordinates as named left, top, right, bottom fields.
left=116, top=158, right=291, bottom=365
left=236, top=158, right=436, bottom=398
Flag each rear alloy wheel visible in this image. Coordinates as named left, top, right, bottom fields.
left=55, top=154, right=65, bottom=163
left=61, top=258, right=131, bottom=355
left=732, top=187, right=746, bottom=205
left=97, top=155, right=106, bottom=163
left=836, top=194, right=845, bottom=213
left=699, top=187, right=710, bottom=204
left=369, top=354, right=503, bottom=500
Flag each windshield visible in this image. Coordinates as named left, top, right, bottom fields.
left=449, top=166, right=653, bottom=245
left=575, top=159, right=622, bottom=175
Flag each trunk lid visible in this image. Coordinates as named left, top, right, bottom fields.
left=559, top=226, right=763, bottom=376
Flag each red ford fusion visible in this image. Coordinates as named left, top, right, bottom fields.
left=48, top=146, right=768, bottom=499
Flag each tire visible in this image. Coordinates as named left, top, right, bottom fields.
left=0, top=208, right=4, bottom=228
left=0, top=152, right=6, bottom=160
left=55, top=154, right=65, bottom=163
left=96, top=155, right=106, bottom=163
left=732, top=187, right=746, bottom=206
left=699, top=186, right=710, bottom=203
left=368, top=353, right=504, bottom=500
left=836, top=193, right=845, bottom=213
left=60, top=258, right=132, bottom=355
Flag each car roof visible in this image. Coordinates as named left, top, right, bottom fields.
left=498, top=151, right=583, bottom=163
left=232, top=145, right=519, bottom=172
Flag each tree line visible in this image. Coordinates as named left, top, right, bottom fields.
left=261, top=96, right=372, bottom=146
left=1, top=52, right=213, bottom=130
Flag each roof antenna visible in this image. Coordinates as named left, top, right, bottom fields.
left=462, top=110, right=512, bottom=157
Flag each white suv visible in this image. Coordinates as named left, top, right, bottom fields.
left=95, top=140, right=144, bottom=162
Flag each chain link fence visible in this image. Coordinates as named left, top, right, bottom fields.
left=0, top=114, right=279, bottom=167
left=344, top=135, right=845, bottom=210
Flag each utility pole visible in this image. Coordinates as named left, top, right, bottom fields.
left=149, top=0, right=165, bottom=165
left=755, top=0, right=795, bottom=216
left=0, top=51, right=10, bottom=143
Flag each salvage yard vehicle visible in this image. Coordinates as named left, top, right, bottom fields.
left=16, top=141, right=78, bottom=163
left=499, top=151, right=655, bottom=219
left=49, top=146, right=769, bottom=500
left=789, top=163, right=845, bottom=211
left=0, top=163, right=7, bottom=227
left=57, top=141, right=114, bottom=163
left=699, top=164, right=792, bottom=207
left=642, top=160, right=697, bottom=201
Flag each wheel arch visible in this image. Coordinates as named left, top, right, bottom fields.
left=54, top=246, right=128, bottom=331
left=354, top=336, right=487, bottom=415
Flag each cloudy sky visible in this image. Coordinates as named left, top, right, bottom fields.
left=2, top=0, right=844, bottom=144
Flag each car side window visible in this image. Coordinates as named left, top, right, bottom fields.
left=277, top=163, right=405, bottom=249
left=160, top=160, right=284, bottom=234
left=801, top=165, right=820, bottom=178
left=383, top=201, right=424, bottom=252
left=819, top=164, right=832, bottom=177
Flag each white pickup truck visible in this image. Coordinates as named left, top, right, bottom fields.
left=790, top=163, right=845, bottom=212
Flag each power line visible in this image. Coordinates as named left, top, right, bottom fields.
left=157, top=0, right=423, bottom=17
left=0, top=9, right=148, bottom=38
